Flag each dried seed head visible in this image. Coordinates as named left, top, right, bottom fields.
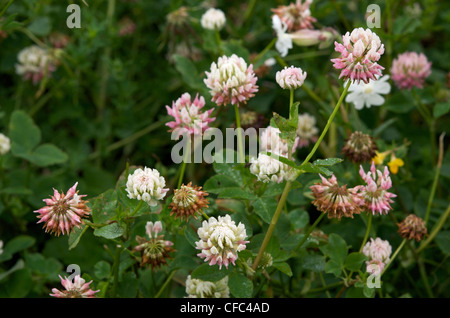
left=397, top=214, right=428, bottom=242
left=169, top=182, right=209, bottom=220
left=341, top=131, right=378, bottom=164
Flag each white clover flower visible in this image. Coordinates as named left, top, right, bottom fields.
left=249, top=152, right=298, bottom=184
left=345, top=75, right=391, bottom=110
left=125, top=167, right=169, bottom=206
left=0, top=133, right=11, bottom=155
left=201, top=8, right=226, bottom=31
left=296, top=113, right=319, bottom=148
left=363, top=237, right=392, bottom=264
left=272, top=15, right=293, bottom=57
left=196, top=214, right=249, bottom=269
left=260, top=126, right=298, bottom=157
left=276, top=66, right=307, bottom=90
left=185, top=275, right=229, bottom=298
left=15, top=45, right=56, bottom=84
left=204, top=54, right=258, bottom=106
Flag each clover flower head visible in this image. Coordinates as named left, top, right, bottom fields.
left=185, top=275, right=230, bottom=298
left=125, top=167, right=169, bottom=207
left=276, top=66, right=307, bottom=89
left=363, top=237, right=392, bottom=265
left=166, top=92, right=215, bottom=139
left=50, top=275, right=99, bottom=298
left=296, top=113, right=318, bottom=148
left=331, top=28, right=385, bottom=84
left=204, top=54, right=258, bottom=106
left=201, top=8, right=226, bottom=31
left=195, top=214, right=249, bottom=269
left=0, top=133, right=11, bottom=155
left=15, top=45, right=56, bottom=84
left=271, top=0, right=316, bottom=32
left=249, top=152, right=298, bottom=184
left=359, top=162, right=396, bottom=215
left=341, top=131, right=378, bottom=164
left=260, top=126, right=299, bottom=157
left=34, top=182, right=91, bottom=236
left=397, top=214, right=428, bottom=242
left=134, top=221, right=174, bottom=269
left=310, top=174, right=364, bottom=219
left=391, top=52, right=431, bottom=89
left=169, top=182, right=209, bottom=220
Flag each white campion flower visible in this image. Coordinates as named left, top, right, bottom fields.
left=249, top=152, right=298, bottom=184
left=0, top=133, right=11, bottom=155
left=272, top=15, right=293, bottom=57
left=196, top=214, right=249, bottom=269
left=201, top=8, right=226, bottom=30
left=185, top=275, right=230, bottom=298
left=125, top=167, right=169, bottom=206
left=345, top=75, right=391, bottom=110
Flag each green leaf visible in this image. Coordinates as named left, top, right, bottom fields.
left=92, top=189, right=118, bottom=224
left=191, top=263, right=233, bottom=282
left=0, top=235, right=35, bottom=262
left=324, top=259, right=342, bottom=277
left=433, top=102, right=450, bottom=118
left=9, top=110, right=41, bottom=156
left=27, top=16, right=52, bottom=36
left=0, top=268, right=32, bottom=297
left=118, top=272, right=138, bottom=298
left=173, top=54, right=203, bottom=90
left=94, top=261, right=111, bottom=280
left=68, top=224, right=88, bottom=250
left=24, top=143, right=68, bottom=167
left=300, top=253, right=326, bottom=272
left=217, top=187, right=256, bottom=200
left=299, top=162, right=333, bottom=176
left=185, top=225, right=199, bottom=248
left=229, top=273, right=253, bottom=298
left=435, top=231, right=450, bottom=255
left=203, top=174, right=240, bottom=194
left=313, top=158, right=343, bottom=166
left=0, top=260, right=25, bottom=281
left=93, top=223, right=124, bottom=240
left=252, top=197, right=277, bottom=224
left=344, top=252, right=367, bottom=271
left=288, top=208, right=310, bottom=230
left=272, top=262, right=293, bottom=277
left=321, top=233, right=348, bottom=266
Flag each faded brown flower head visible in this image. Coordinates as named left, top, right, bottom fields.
left=397, top=214, right=428, bottom=242
left=169, top=182, right=209, bottom=220
left=341, top=131, right=378, bottom=164
left=133, top=222, right=174, bottom=269
left=310, top=174, right=363, bottom=220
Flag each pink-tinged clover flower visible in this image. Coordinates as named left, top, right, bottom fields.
left=276, top=66, right=307, bottom=90
left=34, top=182, right=91, bottom=236
left=165, top=92, right=215, bottom=139
left=271, top=0, right=316, bottom=32
left=391, top=52, right=431, bottom=89
left=363, top=237, right=392, bottom=269
left=15, top=45, right=57, bottom=85
left=310, top=174, right=364, bottom=220
left=204, top=54, right=258, bottom=106
left=358, top=162, right=396, bottom=215
left=196, top=214, right=249, bottom=269
left=50, top=275, right=99, bottom=298
left=331, top=28, right=385, bottom=84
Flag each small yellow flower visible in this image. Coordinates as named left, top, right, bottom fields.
left=387, top=157, right=404, bottom=174
left=372, top=151, right=388, bottom=165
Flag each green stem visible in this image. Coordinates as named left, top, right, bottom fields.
left=418, top=257, right=434, bottom=298
left=252, top=38, right=276, bottom=65
left=177, top=137, right=191, bottom=188
left=417, top=204, right=450, bottom=254
left=425, top=132, right=445, bottom=225
left=381, top=239, right=406, bottom=277
left=252, top=181, right=292, bottom=270
left=155, top=270, right=176, bottom=298
left=294, top=212, right=325, bottom=252
left=359, top=213, right=373, bottom=253
left=301, top=81, right=351, bottom=166
left=0, top=0, right=14, bottom=18
left=234, top=104, right=245, bottom=163
left=130, top=200, right=144, bottom=217
left=111, top=245, right=121, bottom=297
